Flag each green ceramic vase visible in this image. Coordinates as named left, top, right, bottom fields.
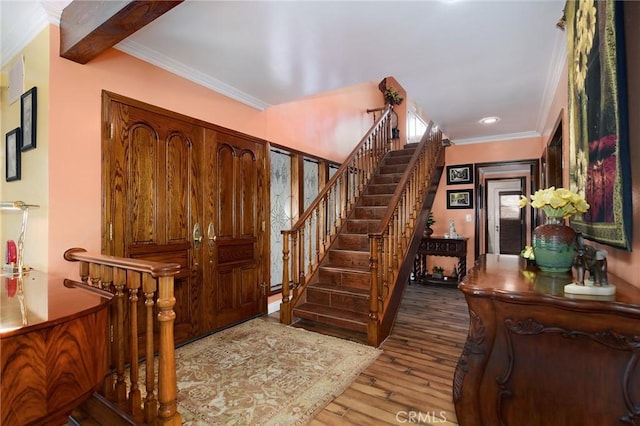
left=532, top=217, right=576, bottom=273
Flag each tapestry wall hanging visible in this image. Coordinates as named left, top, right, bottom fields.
left=567, top=0, right=632, bottom=250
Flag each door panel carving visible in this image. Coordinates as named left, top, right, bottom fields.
left=239, top=149, right=258, bottom=238
left=129, top=123, right=157, bottom=245
left=166, top=133, right=191, bottom=244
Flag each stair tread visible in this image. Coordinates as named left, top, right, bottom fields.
left=320, top=263, right=369, bottom=273
left=308, top=282, right=370, bottom=296
left=294, top=302, right=369, bottom=323
left=330, top=247, right=369, bottom=254
left=339, top=232, right=369, bottom=237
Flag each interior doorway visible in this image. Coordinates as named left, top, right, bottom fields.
left=486, top=179, right=525, bottom=254
left=474, top=160, right=540, bottom=260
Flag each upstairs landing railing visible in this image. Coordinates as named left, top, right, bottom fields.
left=64, top=248, right=181, bottom=425
left=367, top=124, right=444, bottom=346
left=280, top=105, right=395, bottom=324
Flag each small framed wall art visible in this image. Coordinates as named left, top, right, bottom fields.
left=446, top=163, right=474, bottom=185
left=5, top=127, right=21, bottom=182
left=20, top=86, right=37, bottom=151
left=447, top=189, right=473, bottom=209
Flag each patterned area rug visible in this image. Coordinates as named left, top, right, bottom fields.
left=173, top=319, right=381, bottom=425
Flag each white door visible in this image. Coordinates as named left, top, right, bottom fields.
left=487, top=179, right=523, bottom=254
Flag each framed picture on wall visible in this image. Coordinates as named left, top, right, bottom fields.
left=447, top=189, right=473, bottom=209
left=446, top=163, right=474, bottom=185
left=5, top=127, right=21, bottom=182
left=20, top=86, right=37, bottom=151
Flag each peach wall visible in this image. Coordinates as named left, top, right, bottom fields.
left=47, top=25, right=383, bottom=276
left=265, top=81, right=383, bottom=162
left=430, top=137, right=543, bottom=271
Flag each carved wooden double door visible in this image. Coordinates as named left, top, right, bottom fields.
left=103, top=93, right=267, bottom=344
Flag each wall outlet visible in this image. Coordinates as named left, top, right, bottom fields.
left=466, top=214, right=472, bottom=222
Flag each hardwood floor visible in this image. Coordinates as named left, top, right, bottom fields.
left=70, top=282, right=468, bottom=425
left=305, top=283, right=468, bottom=425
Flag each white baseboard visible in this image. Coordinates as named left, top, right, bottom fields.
left=268, top=300, right=280, bottom=314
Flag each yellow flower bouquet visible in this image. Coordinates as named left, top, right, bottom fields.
left=519, top=187, right=590, bottom=219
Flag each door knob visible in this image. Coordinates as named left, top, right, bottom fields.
left=193, top=223, right=203, bottom=249
left=207, top=223, right=217, bottom=246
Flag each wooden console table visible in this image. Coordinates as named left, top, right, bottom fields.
left=454, top=254, right=640, bottom=425
left=412, top=236, right=467, bottom=285
left=1, top=271, right=112, bottom=425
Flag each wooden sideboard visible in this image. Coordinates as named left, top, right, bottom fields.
left=412, top=236, right=467, bottom=285
left=1, top=271, right=112, bottom=425
left=454, top=254, right=640, bottom=425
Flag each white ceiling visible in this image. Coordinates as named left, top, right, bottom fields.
left=1, top=0, right=567, bottom=144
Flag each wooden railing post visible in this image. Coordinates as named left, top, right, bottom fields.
left=142, top=273, right=158, bottom=423
left=157, top=274, right=181, bottom=425
left=280, top=232, right=291, bottom=324
left=114, top=269, right=127, bottom=407
left=127, top=271, right=142, bottom=421
left=100, top=265, right=114, bottom=398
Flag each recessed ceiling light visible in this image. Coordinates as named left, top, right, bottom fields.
left=479, top=116, right=500, bottom=125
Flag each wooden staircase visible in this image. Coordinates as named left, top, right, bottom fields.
left=280, top=106, right=444, bottom=346
left=293, top=144, right=418, bottom=333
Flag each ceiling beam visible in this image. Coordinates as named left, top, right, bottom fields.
left=60, top=0, right=184, bottom=64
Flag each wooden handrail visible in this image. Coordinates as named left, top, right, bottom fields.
left=281, top=105, right=395, bottom=323
left=64, top=248, right=182, bottom=425
left=64, top=247, right=180, bottom=277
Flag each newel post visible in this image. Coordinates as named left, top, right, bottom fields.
left=156, top=275, right=182, bottom=425
left=280, top=232, right=292, bottom=324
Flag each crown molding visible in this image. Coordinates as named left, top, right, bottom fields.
left=115, top=39, right=270, bottom=111
left=453, top=130, right=540, bottom=146
left=40, top=1, right=69, bottom=25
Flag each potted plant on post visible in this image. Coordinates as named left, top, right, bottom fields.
left=383, top=86, right=404, bottom=106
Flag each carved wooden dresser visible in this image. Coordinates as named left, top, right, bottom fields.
left=454, top=254, right=640, bottom=425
